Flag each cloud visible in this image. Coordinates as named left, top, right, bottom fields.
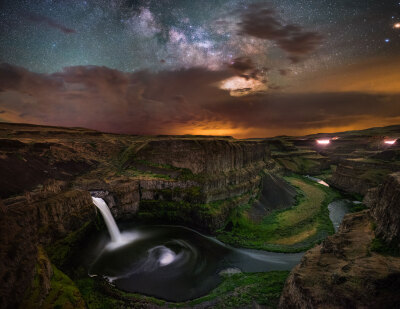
left=24, top=12, right=76, bottom=34
left=238, top=4, right=322, bottom=62
left=0, top=63, right=399, bottom=138
left=228, top=56, right=264, bottom=80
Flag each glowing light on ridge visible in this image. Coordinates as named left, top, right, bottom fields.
left=316, top=139, right=330, bottom=145
left=384, top=139, right=397, bottom=145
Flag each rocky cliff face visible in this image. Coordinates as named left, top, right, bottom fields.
left=279, top=172, right=400, bottom=309
left=75, top=138, right=270, bottom=232
left=134, top=139, right=268, bottom=174
left=0, top=189, right=95, bottom=309
left=364, top=172, right=400, bottom=248
left=279, top=210, right=400, bottom=309
left=330, top=160, right=399, bottom=195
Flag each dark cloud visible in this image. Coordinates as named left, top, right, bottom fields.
left=229, top=57, right=255, bottom=74
left=238, top=4, right=322, bottom=61
left=228, top=57, right=265, bottom=82
left=204, top=92, right=400, bottom=130
left=0, top=64, right=399, bottom=137
left=0, top=63, right=63, bottom=94
left=24, top=12, right=76, bottom=34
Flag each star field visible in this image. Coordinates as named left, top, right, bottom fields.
left=1, top=0, right=399, bottom=76
left=0, top=0, right=400, bottom=137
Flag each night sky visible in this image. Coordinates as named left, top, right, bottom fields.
left=0, top=0, right=400, bottom=137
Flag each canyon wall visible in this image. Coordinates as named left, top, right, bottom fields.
left=365, top=172, right=400, bottom=248
left=77, top=138, right=270, bottom=232
left=279, top=172, right=400, bottom=309
left=0, top=190, right=95, bottom=309
left=330, top=160, right=399, bottom=195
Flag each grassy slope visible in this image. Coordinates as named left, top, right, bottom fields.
left=217, top=175, right=338, bottom=252
left=20, top=246, right=86, bottom=309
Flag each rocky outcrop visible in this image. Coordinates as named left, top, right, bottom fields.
left=364, top=172, right=400, bottom=248
left=134, top=139, right=268, bottom=174
left=248, top=172, right=297, bottom=222
left=330, top=160, right=399, bottom=195
left=0, top=139, right=96, bottom=198
left=279, top=211, right=400, bottom=309
left=0, top=190, right=95, bottom=309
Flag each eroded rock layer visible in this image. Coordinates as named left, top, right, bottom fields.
left=365, top=172, right=400, bottom=248
left=279, top=210, right=400, bottom=309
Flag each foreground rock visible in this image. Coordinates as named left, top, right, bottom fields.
left=279, top=210, right=400, bottom=309
left=365, top=172, right=400, bottom=248
left=0, top=190, right=95, bottom=309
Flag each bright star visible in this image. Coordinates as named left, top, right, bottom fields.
left=385, top=38, right=390, bottom=43
left=394, top=23, right=400, bottom=29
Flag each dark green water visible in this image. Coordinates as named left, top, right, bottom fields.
left=83, top=225, right=303, bottom=302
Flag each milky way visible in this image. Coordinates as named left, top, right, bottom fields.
left=1, top=1, right=399, bottom=73
left=0, top=0, right=400, bottom=137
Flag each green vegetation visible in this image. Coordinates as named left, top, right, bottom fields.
left=113, top=145, right=203, bottom=181
left=76, top=278, right=152, bottom=309
left=137, top=191, right=252, bottom=232
left=359, top=168, right=393, bottom=184
left=118, top=167, right=173, bottom=180
left=46, top=221, right=92, bottom=268
left=349, top=203, right=368, bottom=213
left=314, top=165, right=337, bottom=182
left=20, top=246, right=85, bottom=309
left=42, top=265, right=86, bottom=309
left=370, top=237, right=400, bottom=257
left=275, top=156, right=320, bottom=174
left=184, top=271, right=289, bottom=308
left=217, top=175, right=338, bottom=252
left=75, top=272, right=289, bottom=309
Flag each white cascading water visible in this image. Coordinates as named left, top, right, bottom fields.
left=92, top=197, right=122, bottom=243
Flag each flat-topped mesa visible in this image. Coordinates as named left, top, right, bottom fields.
left=364, top=172, right=400, bottom=247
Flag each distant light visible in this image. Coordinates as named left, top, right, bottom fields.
left=385, top=38, right=390, bottom=43
left=316, top=139, right=330, bottom=145
left=394, top=23, right=400, bottom=29
left=332, top=136, right=340, bottom=140
left=384, top=139, right=397, bottom=145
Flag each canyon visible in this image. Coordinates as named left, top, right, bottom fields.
left=0, top=122, right=400, bottom=308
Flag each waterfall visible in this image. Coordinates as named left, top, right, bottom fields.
left=92, top=197, right=122, bottom=243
